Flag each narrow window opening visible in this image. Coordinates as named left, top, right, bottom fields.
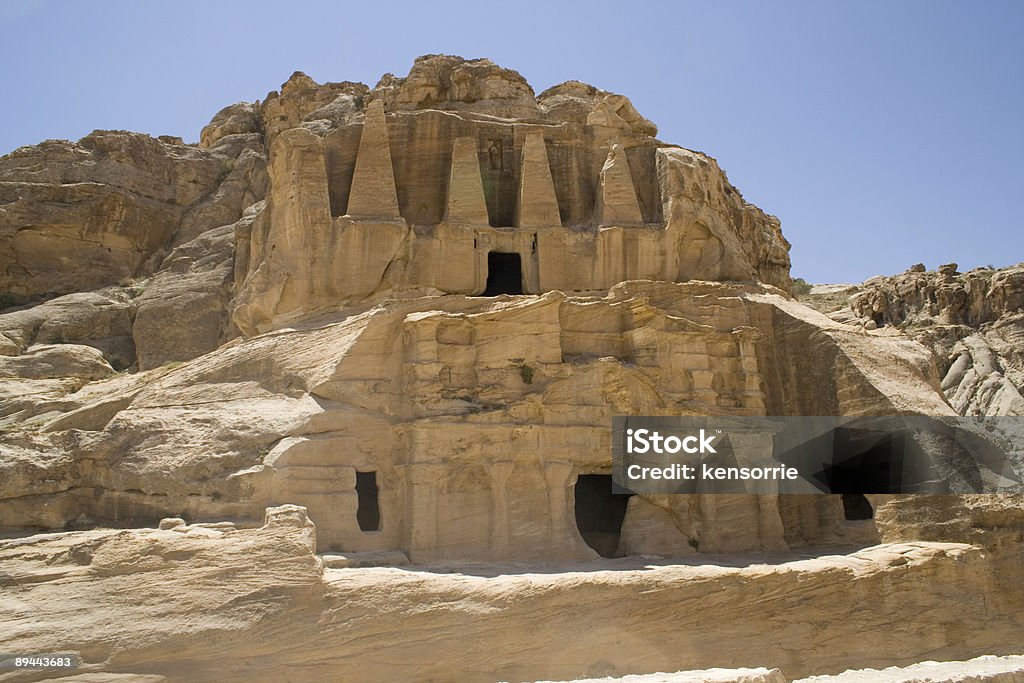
left=356, top=470, right=381, bottom=531
left=842, top=493, right=873, bottom=520
left=573, top=474, right=633, bottom=558
left=483, top=252, right=524, bottom=296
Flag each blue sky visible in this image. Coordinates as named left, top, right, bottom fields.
left=2, top=0, right=1021, bottom=283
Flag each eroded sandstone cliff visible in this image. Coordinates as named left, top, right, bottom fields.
left=0, top=55, right=1020, bottom=683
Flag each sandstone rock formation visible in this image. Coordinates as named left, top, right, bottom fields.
left=803, top=263, right=1024, bottom=418
left=231, top=54, right=791, bottom=333
left=0, top=54, right=1020, bottom=682
left=0, top=279, right=960, bottom=561
left=794, top=655, right=1024, bottom=682
left=0, top=129, right=266, bottom=301
left=2, top=500, right=1022, bottom=682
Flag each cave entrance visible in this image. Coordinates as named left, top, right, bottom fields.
left=841, top=493, right=873, bottom=520
left=574, top=474, right=633, bottom=558
left=356, top=470, right=381, bottom=531
left=483, top=252, right=524, bottom=296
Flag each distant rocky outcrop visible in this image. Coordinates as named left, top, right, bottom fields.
left=0, top=129, right=266, bottom=301
left=821, top=263, right=1024, bottom=416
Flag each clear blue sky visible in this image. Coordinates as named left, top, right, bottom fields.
left=2, top=0, right=1021, bottom=283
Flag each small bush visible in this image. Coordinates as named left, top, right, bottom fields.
left=791, top=278, right=813, bottom=296
left=509, top=358, right=535, bottom=384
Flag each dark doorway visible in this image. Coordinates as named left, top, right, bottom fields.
left=356, top=471, right=381, bottom=531
left=841, top=493, right=873, bottom=520
left=483, top=252, right=524, bottom=296
left=574, top=474, right=633, bottom=558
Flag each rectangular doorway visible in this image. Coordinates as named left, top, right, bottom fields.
left=483, top=252, right=524, bottom=296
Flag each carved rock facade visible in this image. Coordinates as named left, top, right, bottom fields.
left=233, top=55, right=791, bottom=333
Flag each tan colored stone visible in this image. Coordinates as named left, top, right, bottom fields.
left=0, top=130, right=265, bottom=299
left=0, top=281, right=960, bottom=559
left=836, top=263, right=1024, bottom=416
left=227, top=58, right=794, bottom=332
left=0, top=54, right=1020, bottom=683
left=345, top=99, right=400, bottom=219
left=373, top=54, right=539, bottom=119
left=794, top=654, right=1024, bottom=682
left=596, top=142, right=644, bottom=226
left=0, top=343, right=112, bottom=380
left=542, top=669, right=786, bottom=682
left=199, top=101, right=261, bottom=149
left=0, top=526, right=1020, bottom=682
left=515, top=130, right=562, bottom=228
left=259, top=70, right=368, bottom=145
left=444, top=136, right=490, bottom=224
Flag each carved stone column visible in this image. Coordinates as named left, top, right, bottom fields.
left=489, top=461, right=515, bottom=555
left=697, top=492, right=720, bottom=552
left=756, top=494, right=789, bottom=552
left=542, top=460, right=573, bottom=543
left=406, top=463, right=446, bottom=561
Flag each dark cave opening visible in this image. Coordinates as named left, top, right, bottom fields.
left=574, top=474, right=633, bottom=558
left=356, top=470, right=381, bottom=531
left=483, top=252, right=524, bottom=296
left=842, top=493, right=874, bottom=520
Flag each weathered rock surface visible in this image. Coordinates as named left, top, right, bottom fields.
left=850, top=263, right=1023, bottom=330
left=0, top=130, right=265, bottom=300
left=373, top=54, right=540, bottom=119
left=794, top=654, right=1024, bottom=682
left=0, top=54, right=1020, bottom=683
left=807, top=264, right=1024, bottom=417
left=198, top=101, right=261, bottom=149
left=549, top=670, right=786, bottom=683
left=131, top=214, right=252, bottom=370
left=258, top=71, right=368, bottom=145
left=0, top=280, right=955, bottom=561
left=0, top=287, right=137, bottom=368
left=1, top=509, right=1021, bottom=682
left=231, top=54, right=792, bottom=333
left=0, top=54, right=789, bottom=367
left=0, top=343, right=112, bottom=380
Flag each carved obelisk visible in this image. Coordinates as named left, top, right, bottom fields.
left=347, top=99, right=401, bottom=219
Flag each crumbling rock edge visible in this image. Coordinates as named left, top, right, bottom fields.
left=2, top=504, right=1022, bottom=683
